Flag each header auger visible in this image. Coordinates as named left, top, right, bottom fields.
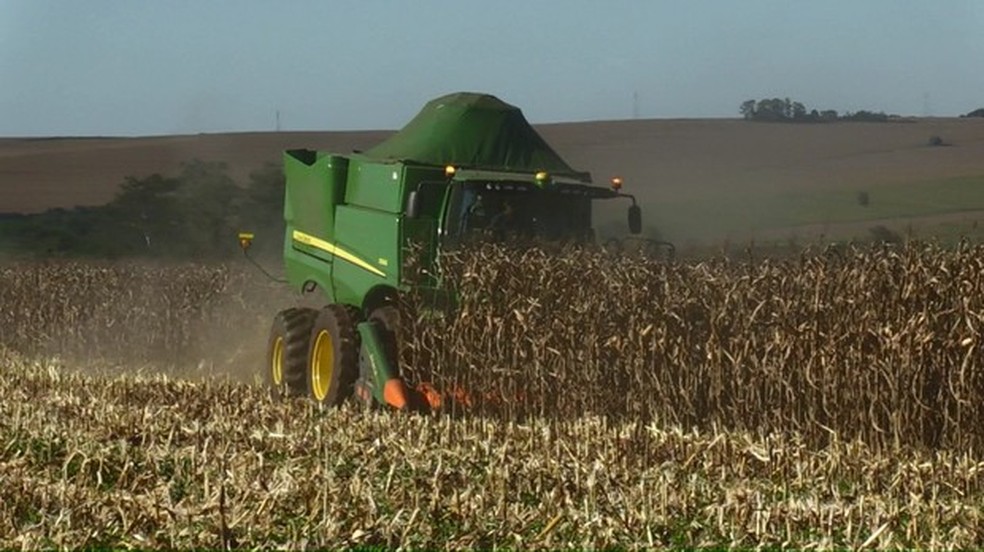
left=245, top=92, right=651, bottom=413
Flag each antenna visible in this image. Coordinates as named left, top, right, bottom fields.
left=632, top=91, right=640, bottom=120
left=276, top=109, right=281, bottom=132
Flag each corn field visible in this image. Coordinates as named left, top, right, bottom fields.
left=401, top=241, right=984, bottom=451
left=2, top=242, right=983, bottom=548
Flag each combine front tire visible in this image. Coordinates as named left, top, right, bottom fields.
left=265, top=307, right=317, bottom=401
left=307, top=304, right=360, bottom=407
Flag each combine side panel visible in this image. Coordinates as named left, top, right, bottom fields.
left=282, top=150, right=349, bottom=299
left=345, top=158, right=405, bottom=212
left=333, top=158, right=446, bottom=307
left=331, top=205, right=401, bottom=307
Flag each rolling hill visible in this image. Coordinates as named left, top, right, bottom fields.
left=2, top=117, right=984, bottom=247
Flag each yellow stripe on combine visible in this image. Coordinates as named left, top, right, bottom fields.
left=292, top=230, right=386, bottom=278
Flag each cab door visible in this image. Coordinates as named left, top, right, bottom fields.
left=402, top=180, right=448, bottom=288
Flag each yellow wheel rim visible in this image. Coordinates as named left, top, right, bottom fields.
left=271, top=336, right=284, bottom=386
left=311, top=329, right=334, bottom=401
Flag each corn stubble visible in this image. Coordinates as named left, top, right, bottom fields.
left=1, top=242, right=983, bottom=548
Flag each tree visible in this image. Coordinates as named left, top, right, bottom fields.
left=791, top=101, right=807, bottom=120
left=756, top=98, right=787, bottom=121
left=103, top=173, right=183, bottom=256
left=740, top=100, right=757, bottom=120
left=843, top=110, right=888, bottom=122
left=739, top=97, right=894, bottom=124
left=1, top=158, right=274, bottom=260
left=173, top=159, right=243, bottom=259
left=239, top=162, right=287, bottom=258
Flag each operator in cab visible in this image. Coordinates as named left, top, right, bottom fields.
left=449, top=182, right=591, bottom=246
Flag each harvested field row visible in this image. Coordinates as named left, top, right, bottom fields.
left=1, top=350, right=982, bottom=549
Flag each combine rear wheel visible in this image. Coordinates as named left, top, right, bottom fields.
left=265, top=307, right=317, bottom=401
left=306, top=304, right=360, bottom=407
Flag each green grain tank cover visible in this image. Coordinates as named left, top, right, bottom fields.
left=363, top=92, right=590, bottom=181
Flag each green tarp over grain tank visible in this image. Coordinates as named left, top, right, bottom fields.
left=363, top=92, right=590, bottom=181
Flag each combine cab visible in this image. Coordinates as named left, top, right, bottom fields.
left=253, top=92, right=644, bottom=411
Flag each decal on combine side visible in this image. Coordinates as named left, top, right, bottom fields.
left=292, top=230, right=386, bottom=277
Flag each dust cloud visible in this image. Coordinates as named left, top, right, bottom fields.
left=0, top=259, right=296, bottom=384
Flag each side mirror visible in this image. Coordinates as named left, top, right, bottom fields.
left=405, top=191, right=420, bottom=219
left=628, top=205, right=642, bottom=235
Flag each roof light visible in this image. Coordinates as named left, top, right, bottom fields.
left=535, top=171, right=550, bottom=188
left=445, top=165, right=456, bottom=177
left=611, top=176, right=623, bottom=191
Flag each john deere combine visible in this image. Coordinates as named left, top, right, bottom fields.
left=255, top=92, right=642, bottom=411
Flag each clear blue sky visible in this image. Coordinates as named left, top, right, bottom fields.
left=2, top=0, right=982, bottom=136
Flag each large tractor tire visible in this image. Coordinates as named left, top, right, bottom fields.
left=265, top=307, right=317, bottom=401
left=306, top=304, right=360, bottom=406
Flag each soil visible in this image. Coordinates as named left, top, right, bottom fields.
left=2, top=116, right=983, bottom=245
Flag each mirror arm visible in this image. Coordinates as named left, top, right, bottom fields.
left=616, top=192, right=638, bottom=206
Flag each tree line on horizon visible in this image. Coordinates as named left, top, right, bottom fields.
left=0, top=160, right=286, bottom=260
left=741, top=98, right=984, bottom=122
left=739, top=97, right=895, bottom=122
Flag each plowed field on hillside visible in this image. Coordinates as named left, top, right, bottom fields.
left=4, top=117, right=984, bottom=245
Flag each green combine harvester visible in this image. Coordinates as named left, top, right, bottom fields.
left=246, top=91, right=644, bottom=411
